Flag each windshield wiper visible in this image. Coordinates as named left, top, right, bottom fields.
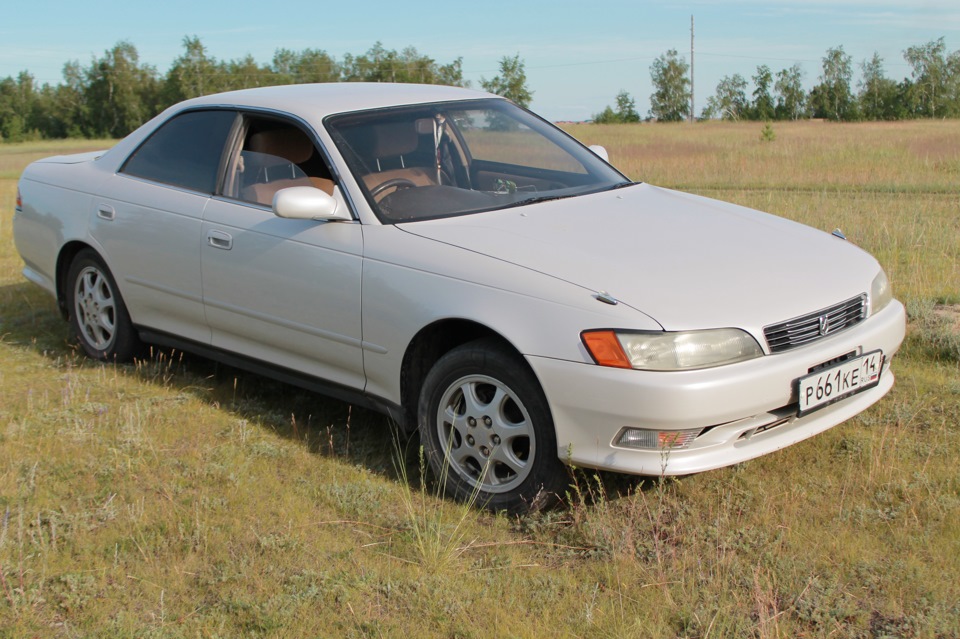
left=498, top=182, right=633, bottom=211
left=500, top=194, right=567, bottom=209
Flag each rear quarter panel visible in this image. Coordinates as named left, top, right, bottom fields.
left=14, top=159, right=106, bottom=296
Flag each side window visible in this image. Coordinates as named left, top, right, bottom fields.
left=226, top=118, right=335, bottom=207
left=121, top=110, right=237, bottom=193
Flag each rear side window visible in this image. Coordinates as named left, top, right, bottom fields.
left=121, top=110, right=236, bottom=193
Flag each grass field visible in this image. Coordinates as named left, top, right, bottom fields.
left=1, top=122, right=958, bottom=638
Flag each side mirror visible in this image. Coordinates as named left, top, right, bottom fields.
left=273, top=186, right=351, bottom=221
left=588, top=145, right=610, bottom=162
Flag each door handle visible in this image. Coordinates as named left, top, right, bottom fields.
left=97, top=204, right=115, bottom=220
left=207, top=230, right=233, bottom=250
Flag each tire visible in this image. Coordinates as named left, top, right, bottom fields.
left=66, top=249, right=141, bottom=362
left=418, top=339, right=567, bottom=513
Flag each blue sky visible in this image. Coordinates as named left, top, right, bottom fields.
left=1, top=0, right=957, bottom=121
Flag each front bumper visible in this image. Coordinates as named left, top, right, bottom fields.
left=528, top=300, right=906, bottom=476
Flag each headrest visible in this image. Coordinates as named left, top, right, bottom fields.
left=248, top=129, right=314, bottom=164
left=370, top=122, right=420, bottom=157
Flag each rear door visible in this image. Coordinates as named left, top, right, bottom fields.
left=92, top=109, right=237, bottom=343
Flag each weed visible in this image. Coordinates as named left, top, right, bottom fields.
left=391, top=443, right=479, bottom=575
left=911, top=302, right=960, bottom=362
left=760, top=122, right=776, bottom=142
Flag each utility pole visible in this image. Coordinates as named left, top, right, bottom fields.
left=690, top=14, right=695, bottom=123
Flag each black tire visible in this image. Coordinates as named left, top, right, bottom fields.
left=66, top=249, right=141, bottom=362
left=418, top=339, right=568, bottom=513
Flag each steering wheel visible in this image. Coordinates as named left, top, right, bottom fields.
left=370, top=178, right=417, bottom=199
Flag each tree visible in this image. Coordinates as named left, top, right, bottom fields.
left=809, top=46, right=856, bottom=121
left=84, top=41, right=159, bottom=138
left=591, top=106, right=618, bottom=124
left=222, top=54, right=274, bottom=90
left=272, top=48, right=340, bottom=85
left=343, top=43, right=415, bottom=83
left=649, top=49, right=690, bottom=122
left=162, top=36, right=223, bottom=103
left=859, top=53, right=903, bottom=120
left=593, top=90, right=640, bottom=123
left=950, top=51, right=960, bottom=117
left=751, top=65, right=774, bottom=120
left=340, top=42, right=467, bottom=87
left=903, top=37, right=959, bottom=118
left=0, top=72, right=42, bottom=141
left=481, top=54, right=533, bottom=107
left=0, top=39, right=472, bottom=142
left=593, top=93, right=637, bottom=123
left=774, top=64, right=806, bottom=120
left=703, top=73, right=748, bottom=120
left=615, top=90, right=640, bottom=122
left=436, top=57, right=467, bottom=87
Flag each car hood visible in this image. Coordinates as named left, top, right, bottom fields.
left=398, top=183, right=880, bottom=334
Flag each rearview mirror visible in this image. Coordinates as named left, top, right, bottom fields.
left=273, top=186, right=351, bottom=221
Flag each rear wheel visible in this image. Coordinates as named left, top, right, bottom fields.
left=418, top=339, right=567, bottom=513
left=66, top=249, right=140, bottom=362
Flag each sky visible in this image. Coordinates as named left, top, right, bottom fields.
left=1, top=0, right=958, bottom=121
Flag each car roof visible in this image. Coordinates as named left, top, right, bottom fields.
left=181, top=83, right=497, bottom=117
left=99, top=83, right=503, bottom=171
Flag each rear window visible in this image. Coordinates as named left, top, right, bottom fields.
left=121, top=110, right=236, bottom=193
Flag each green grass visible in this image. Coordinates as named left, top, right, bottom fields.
left=2, top=122, right=959, bottom=637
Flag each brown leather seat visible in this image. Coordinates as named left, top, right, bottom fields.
left=248, top=128, right=314, bottom=165
left=362, top=122, right=436, bottom=200
left=244, top=177, right=315, bottom=206
left=242, top=129, right=335, bottom=205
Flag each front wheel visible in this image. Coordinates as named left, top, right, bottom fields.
left=418, top=339, right=567, bottom=513
left=66, top=249, right=141, bottom=362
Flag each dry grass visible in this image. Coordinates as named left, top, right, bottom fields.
left=0, top=140, right=113, bottom=179
left=1, top=122, right=959, bottom=637
left=567, top=120, right=960, bottom=193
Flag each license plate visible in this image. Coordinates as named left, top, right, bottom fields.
left=797, top=350, right=883, bottom=416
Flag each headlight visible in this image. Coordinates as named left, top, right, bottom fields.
left=870, top=269, right=893, bottom=315
left=582, top=328, right=763, bottom=371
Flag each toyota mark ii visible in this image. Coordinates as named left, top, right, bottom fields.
left=13, top=83, right=906, bottom=512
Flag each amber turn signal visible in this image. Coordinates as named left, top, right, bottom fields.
left=581, top=330, right=632, bottom=368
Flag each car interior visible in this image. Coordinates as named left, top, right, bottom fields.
left=233, top=121, right=336, bottom=206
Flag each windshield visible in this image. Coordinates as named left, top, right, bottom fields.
left=325, top=99, right=629, bottom=223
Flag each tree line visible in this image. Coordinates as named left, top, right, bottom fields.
left=0, top=38, right=539, bottom=142
left=0, top=38, right=481, bottom=142
left=597, top=37, right=960, bottom=123
left=3, top=35, right=958, bottom=141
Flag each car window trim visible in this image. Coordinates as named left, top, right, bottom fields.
left=217, top=111, right=247, bottom=199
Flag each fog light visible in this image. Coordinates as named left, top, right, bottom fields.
left=614, top=427, right=702, bottom=450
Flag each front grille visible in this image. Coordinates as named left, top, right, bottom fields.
left=763, top=294, right=867, bottom=353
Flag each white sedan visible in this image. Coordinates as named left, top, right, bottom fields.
left=13, top=83, right=906, bottom=512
